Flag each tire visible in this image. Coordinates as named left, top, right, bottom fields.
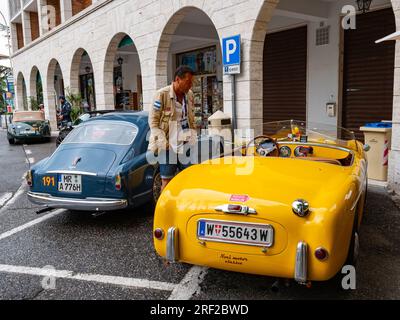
left=345, top=214, right=360, bottom=267
left=8, top=137, right=15, bottom=145
left=152, top=171, right=162, bottom=207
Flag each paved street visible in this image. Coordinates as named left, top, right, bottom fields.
left=0, top=128, right=400, bottom=300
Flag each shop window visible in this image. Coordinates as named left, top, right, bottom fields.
left=176, top=46, right=223, bottom=129
left=15, top=23, right=24, bottom=49
left=30, top=12, right=40, bottom=41
left=72, top=0, right=93, bottom=16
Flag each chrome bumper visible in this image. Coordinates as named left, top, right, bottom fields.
left=166, top=227, right=179, bottom=263
left=294, top=241, right=308, bottom=284
left=27, top=191, right=128, bottom=211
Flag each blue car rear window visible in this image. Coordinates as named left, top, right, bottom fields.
left=63, top=121, right=138, bottom=145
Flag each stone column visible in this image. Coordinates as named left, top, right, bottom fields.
left=60, top=0, right=72, bottom=23
left=42, top=72, right=58, bottom=131
left=21, top=10, right=32, bottom=46
left=37, top=0, right=46, bottom=35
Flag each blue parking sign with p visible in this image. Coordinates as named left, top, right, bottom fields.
left=222, top=35, right=241, bottom=66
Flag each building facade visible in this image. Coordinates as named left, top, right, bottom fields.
left=8, top=0, right=400, bottom=196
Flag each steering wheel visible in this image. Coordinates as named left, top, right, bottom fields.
left=246, top=135, right=279, bottom=157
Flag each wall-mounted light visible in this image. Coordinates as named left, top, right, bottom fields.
left=117, top=57, right=124, bottom=66
left=356, top=0, right=372, bottom=13
left=85, top=66, right=91, bottom=74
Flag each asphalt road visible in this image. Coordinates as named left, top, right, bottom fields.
left=0, top=128, right=399, bottom=301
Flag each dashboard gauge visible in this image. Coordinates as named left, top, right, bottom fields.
left=294, top=146, right=313, bottom=157
left=279, top=146, right=292, bottom=158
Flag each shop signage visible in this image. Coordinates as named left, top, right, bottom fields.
left=222, top=35, right=241, bottom=74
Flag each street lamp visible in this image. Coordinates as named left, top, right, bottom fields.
left=356, top=0, right=372, bottom=13
left=0, top=10, right=13, bottom=71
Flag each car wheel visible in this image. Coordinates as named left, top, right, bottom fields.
left=152, top=171, right=162, bottom=206
left=346, top=215, right=360, bottom=267
left=8, top=137, right=15, bottom=145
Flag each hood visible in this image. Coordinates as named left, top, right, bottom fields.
left=166, top=156, right=352, bottom=208
left=41, top=146, right=117, bottom=175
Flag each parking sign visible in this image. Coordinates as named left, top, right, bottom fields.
left=222, top=35, right=241, bottom=74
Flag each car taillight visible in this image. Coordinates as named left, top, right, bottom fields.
left=315, top=247, right=329, bottom=261
left=115, top=174, right=122, bottom=190
left=26, top=170, right=32, bottom=187
left=154, top=228, right=165, bottom=240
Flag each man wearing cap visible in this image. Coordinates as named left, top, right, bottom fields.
left=58, top=95, right=72, bottom=125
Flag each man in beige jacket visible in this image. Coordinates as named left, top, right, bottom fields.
left=148, top=66, right=197, bottom=191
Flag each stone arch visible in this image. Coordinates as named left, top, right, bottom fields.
left=103, top=33, right=142, bottom=110
left=155, top=6, right=221, bottom=89
left=70, top=48, right=96, bottom=110
left=29, top=66, right=43, bottom=110
left=70, top=48, right=87, bottom=94
left=46, top=58, right=65, bottom=128
left=16, top=72, right=28, bottom=111
left=154, top=6, right=224, bottom=129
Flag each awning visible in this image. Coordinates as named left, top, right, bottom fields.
left=376, top=30, right=400, bottom=43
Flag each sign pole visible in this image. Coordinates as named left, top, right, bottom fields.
left=231, top=74, right=237, bottom=131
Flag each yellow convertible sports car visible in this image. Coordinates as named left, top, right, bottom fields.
left=153, top=120, right=368, bottom=286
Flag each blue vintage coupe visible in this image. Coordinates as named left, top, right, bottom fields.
left=27, top=111, right=161, bottom=211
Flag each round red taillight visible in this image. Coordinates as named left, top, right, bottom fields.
left=315, top=247, right=329, bottom=261
left=154, top=228, right=164, bottom=240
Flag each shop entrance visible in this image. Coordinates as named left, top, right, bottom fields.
left=263, top=26, right=307, bottom=123
left=342, top=8, right=395, bottom=140
left=79, top=51, right=96, bottom=111
left=161, top=8, right=223, bottom=130
left=113, top=35, right=142, bottom=111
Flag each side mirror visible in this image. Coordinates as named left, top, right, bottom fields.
left=363, top=144, right=371, bottom=152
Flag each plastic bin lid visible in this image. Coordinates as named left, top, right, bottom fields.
left=364, top=122, right=392, bottom=128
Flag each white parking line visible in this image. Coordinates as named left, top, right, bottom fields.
left=0, top=209, right=65, bottom=241
left=168, top=266, right=208, bottom=300
left=25, top=150, right=32, bottom=155
left=0, top=184, right=26, bottom=216
left=26, top=158, right=35, bottom=164
left=0, top=264, right=177, bottom=292
left=0, top=193, right=13, bottom=207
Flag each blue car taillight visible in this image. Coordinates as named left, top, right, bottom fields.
left=115, top=174, right=122, bottom=191
left=26, top=170, right=33, bottom=187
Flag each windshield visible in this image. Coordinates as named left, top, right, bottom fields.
left=261, top=120, right=358, bottom=151
left=63, top=121, right=138, bottom=145
left=13, top=112, right=45, bottom=122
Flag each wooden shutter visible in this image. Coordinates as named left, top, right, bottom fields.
left=343, top=8, right=395, bottom=140
left=263, top=26, right=307, bottom=123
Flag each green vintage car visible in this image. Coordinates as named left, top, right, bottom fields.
left=7, top=111, right=51, bottom=144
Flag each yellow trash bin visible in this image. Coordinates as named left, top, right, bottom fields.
left=360, top=123, right=392, bottom=181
